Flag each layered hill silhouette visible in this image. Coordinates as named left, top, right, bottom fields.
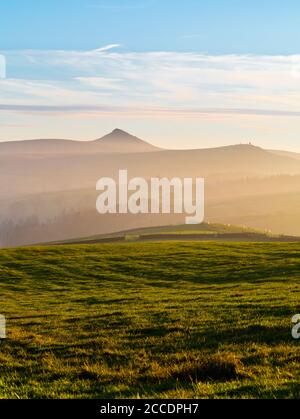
left=94, top=129, right=160, bottom=153
left=0, top=129, right=160, bottom=155
left=1, top=132, right=300, bottom=200
left=1, top=129, right=300, bottom=246
left=269, top=149, right=300, bottom=161
left=52, top=223, right=300, bottom=246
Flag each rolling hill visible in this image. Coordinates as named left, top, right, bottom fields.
left=50, top=222, right=300, bottom=246
left=2, top=138, right=300, bottom=199
left=1, top=241, right=300, bottom=398
left=1, top=129, right=300, bottom=246
left=269, top=149, right=300, bottom=161
left=0, top=128, right=160, bottom=155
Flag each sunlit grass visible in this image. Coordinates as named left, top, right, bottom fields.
left=0, top=242, right=299, bottom=399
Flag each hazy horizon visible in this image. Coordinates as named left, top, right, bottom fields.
left=1, top=128, right=300, bottom=154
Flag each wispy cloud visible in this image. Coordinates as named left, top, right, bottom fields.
left=2, top=48, right=300, bottom=119
left=90, top=44, right=121, bottom=53
left=2, top=104, right=300, bottom=119
left=76, top=76, right=124, bottom=91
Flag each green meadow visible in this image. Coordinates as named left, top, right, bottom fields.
left=0, top=241, right=300, bottom=399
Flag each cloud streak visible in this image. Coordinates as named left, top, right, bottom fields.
left=1, top=104, right=300, bottom=119
left=90, top=44, right=121, bottom=53
left=2, top=48, right=300, bottom=119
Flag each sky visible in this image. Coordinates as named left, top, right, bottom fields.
left=1, top=0, right=300, bottom=151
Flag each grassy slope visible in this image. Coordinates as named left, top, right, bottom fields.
left=0, top=242, right=300, bottom=399
left=55, top=223, right=279, bottom=245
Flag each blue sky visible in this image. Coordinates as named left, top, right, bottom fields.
left=1, top=0, right=300, bottom=151
left=1, top=0, right=300, bottom=54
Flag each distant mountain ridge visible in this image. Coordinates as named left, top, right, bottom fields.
left=0, top=129, right=160, bottom=155
left=93, top=129, right=160, bottom=153
left=1, top=129, right=300, bottom=164
left=1, top=130, right=300, bottom=200
left=269, top=149, right=300, bottom=161
left=2, top=129, right=300, bottom=246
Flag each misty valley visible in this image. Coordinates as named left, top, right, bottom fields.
left=1, top=129, right=300, bottom=247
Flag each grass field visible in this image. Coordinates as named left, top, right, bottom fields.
left=0, top=241, right=300, bottom=399
left=56, top=222, right=279, bottom=245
